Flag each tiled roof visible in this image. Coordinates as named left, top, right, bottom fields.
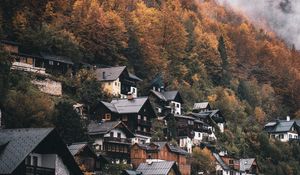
left=68, top=143, right=88, bottom=156
left=109, top=97, right=148, bottom=114
left=0, top=128, right=53, bottom=174
left=88, top=121, right=121, bottom=135
left=240, top=158, right=255, bottom=172
left=95, top=66, right=126, bottom=81
left=193, top=102, right=209, bottom=110
left=136, top=161, right=176, bottom=175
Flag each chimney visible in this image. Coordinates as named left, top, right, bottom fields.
left=287, top=116, right=290, bottom=121
left=127, top=92, right=133, bottom=100
left=102, top=71, right=106, bottom=79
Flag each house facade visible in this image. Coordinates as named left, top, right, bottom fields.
left=131, top=142, right=190, bottom=175
left=95, top=96, right=156, bottom=143
left=88, top=121, right=134, bottom=164
left=0, top=128, right=82, bottom=175
left=95, top=66, right=141, bottom=98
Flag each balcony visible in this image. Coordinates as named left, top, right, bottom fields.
left=138, top=119, right=151, bottom=126
left=26, top=165, right=55, bottom=175
left=104, top=137, right=131, bottom=144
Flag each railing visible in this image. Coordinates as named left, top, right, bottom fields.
left=26, top=165, right=55, bottom=175
left=104, top=137, right=131, bottom=144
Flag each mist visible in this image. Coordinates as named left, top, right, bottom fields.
left=216, top=0, right=300, bottom=49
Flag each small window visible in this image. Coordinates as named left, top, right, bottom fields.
left=105, top=113, right=111, bottom=120
left=25, top=156, right=31, bottom=165
left=176, top=104, right=180, bottom=108
left=115, top=82, right=117, bottom=86
left=138, top=126, right=141, bottom=131
left=122, top=115, right=128, bottom=121
left=110, top=132, right=114, bottom=137
left=229, top=159, right=234, bottom=165
left=143, top=128, right=147, bottom=132
left=117, top=132, right=121, bottom=138
left=144, top=116, right=147, bottom=121
left=198, top=133, right=201, bottom=137
left=138, top=115, right=141, bottom=120
left=32, top=156, right=38, bottom=166
left=49, top=60, right=54, bottom=65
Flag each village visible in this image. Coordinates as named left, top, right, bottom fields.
left=1, top=40, right=299, bottom=175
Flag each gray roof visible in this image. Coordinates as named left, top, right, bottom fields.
left=174, top=114, right=195, bottom=120
left=213, top=153, right=230, bottom=170
left=101, top=101, right=118, bottom=113
left=88, top=121, right=122, bottom=135
left=68, top=143, right=88, bottom=156
left=150, top=90, right=179, bottom=102
left=129, top=73, right=142, bottom=81
left=123, top=170, right=143, bottom=175
left=193, top=102, right=210, bottom=110
left=264, top=120, right=296, bottom=133
left=136, top=161, right=177, bottom=175
left=108, top=97, right=148, bottom=114
left=0, top=128, right=54, bottom=174
left=240, top=158, right=255, bottom=172
left=40, top=52, right=74, bottom=64
left=137, top=142, right=189, bottom=156
left=95, top=66, right=126, bottom=81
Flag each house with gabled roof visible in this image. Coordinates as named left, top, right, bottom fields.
left=136, top=161, right=181, bottom=175
left=263, top=116, right=299, bottom=142
left=88, top=120, right=134, bottom=165
left=0, top=128, right=82, bottom=175
left=131, top=142, right=190, bottom=175
left=95, top=66, right=142, bottom=98
left=239, top=158, right=259, bottom=175
left=95, top=96, right=156, bottom=144
left=68, top=142, right=99, bottom=173
left=192, top=102, right=211, bottom=113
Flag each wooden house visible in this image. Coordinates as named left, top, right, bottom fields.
left=0, top=128, right=82, bottom=175
left=131, top=142, right=190, bottom=175
left=95, top=66, right=142, bottom=98
left=95, top=96, right=156, bottom=143
left=68, top=142, right=99, bottom=173
left=87, top=121, right=134, bottom=165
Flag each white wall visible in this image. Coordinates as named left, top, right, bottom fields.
left=218, top=123, right=225, bottom=133
left=170, top=101, right=181, bottom=115
left=270, top=132, right=298, bottom=142
left=55, top=155, right=70, bottom=175
left=41, top=154, right=56, bottom=169
left=104, top=128, right=127, bottom=138
left=179, top=137, right=192, bottom=153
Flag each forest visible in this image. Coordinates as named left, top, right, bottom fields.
left=0, top=0, right=300, bottom=174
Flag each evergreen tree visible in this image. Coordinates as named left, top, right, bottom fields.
left=218, top=35, right=231, bottom=86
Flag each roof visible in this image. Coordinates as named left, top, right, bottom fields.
left=193, top=102, right=210, bottom=110
left=40, top=52, right=74, bottom=64
left=136, top=161, right=178, bottom=175
left=122, top=170, right=143, bottom=175
left=0, top=128, right=53, bottom=174
left=213, top=153, right=230, bottom=170
left=150, top=90, right=181, bottom=102
left=95, top=66, right=127, bottom=81
left=264, top=120, right=296, bottom=133
left=136, top=142, right=189, bottom=156
left=108, top=97, right=149, bottom=114
left=174, top=114, right=195, bottom=120
left=240, top=158, right=255, bottom=172
left=68, top=142, right=88, bottom=156
left=88, top=120, right=134, bottom=137
left=101, top=101, right=118, bottom=113
left=129, top=73, right=142, bottom=81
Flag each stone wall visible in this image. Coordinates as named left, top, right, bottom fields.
left=32, top=78, right=62, bottom=96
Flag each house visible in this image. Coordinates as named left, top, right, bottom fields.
left=94, top=66, right=142, bottom=98
left=149, top=89, right=183, bottom=116
left=38, top=52, right=74, bottom=75
left=131, top=142, right=190, bottom=175
left=192, top=109, right=226, bottom=133
left=192, top=102, right=211, bottom=113
left=73, top=103, right=87, bottom=119
left=193, top=119, right=212, bottom=145
left=0, top=128, right=82, bottom=175
left=136, top=161, right=181, bottom=175
left=88, top=121, right=134, bottom=164
left=95, top=96, right=156, bottom=143
left=239, top=158, right=259, bottom=175
left=213, top=153, right=239, bottom=175
left=263, top=116, right=299, bottom=142
left=68, top=142, right=99, bottom=173
left=121, top=170, right=143, bottom=175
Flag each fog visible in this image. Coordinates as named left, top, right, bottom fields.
left=216, top=0, right=300, bottom=48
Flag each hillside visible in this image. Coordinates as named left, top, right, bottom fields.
left=0, top=0, right=300, bottom=174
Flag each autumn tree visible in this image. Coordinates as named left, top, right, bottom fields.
left=191, top=147, right=215, bottom=175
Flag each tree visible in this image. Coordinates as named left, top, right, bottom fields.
left=191, top=147, right=215, bottom=175
left=0, top=46, right=10, bottom=107
left=167, top=114, right=177, bottom=140
left=218, top=35, right=231, bottom=86
left=151, top=119, right=166, bottom=142
left=52, top=101, right=87, bottom=144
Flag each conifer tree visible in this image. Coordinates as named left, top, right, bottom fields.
left=218, top=35, right=231, bottom=86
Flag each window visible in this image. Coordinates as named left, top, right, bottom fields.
left=289, top=134, right=292, bottom=138
left=110, top=132, right=114, bottom=137
left=143, top=128, right=147, bottom=132
left=117, top=132, right=121, bottom=138
left=176, top=103, right=180, bottom=108
left=280, top=134, right=284, bottom=139
left=105, top=113, right=111, bottom=120
left=32, top=156, right=38, bottom=166
left=229, top=159, right=234, bottom=165
left=144, top=116, right=147, bottom=121
left=198, top=133, right=201, bottom=137
left=25, top=156, right=31, bottom=165
left=138, top=115, right=141, bottom=120
left=115, top=82, right=117, bottom=86
left=216, top=170, right=223, bottom=175
left=137, top=126, right=141, bottom=131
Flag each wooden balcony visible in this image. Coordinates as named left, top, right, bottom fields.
left=26, top=165, right=55, bottom=175
left=104, top=137, right=131, bottom=144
